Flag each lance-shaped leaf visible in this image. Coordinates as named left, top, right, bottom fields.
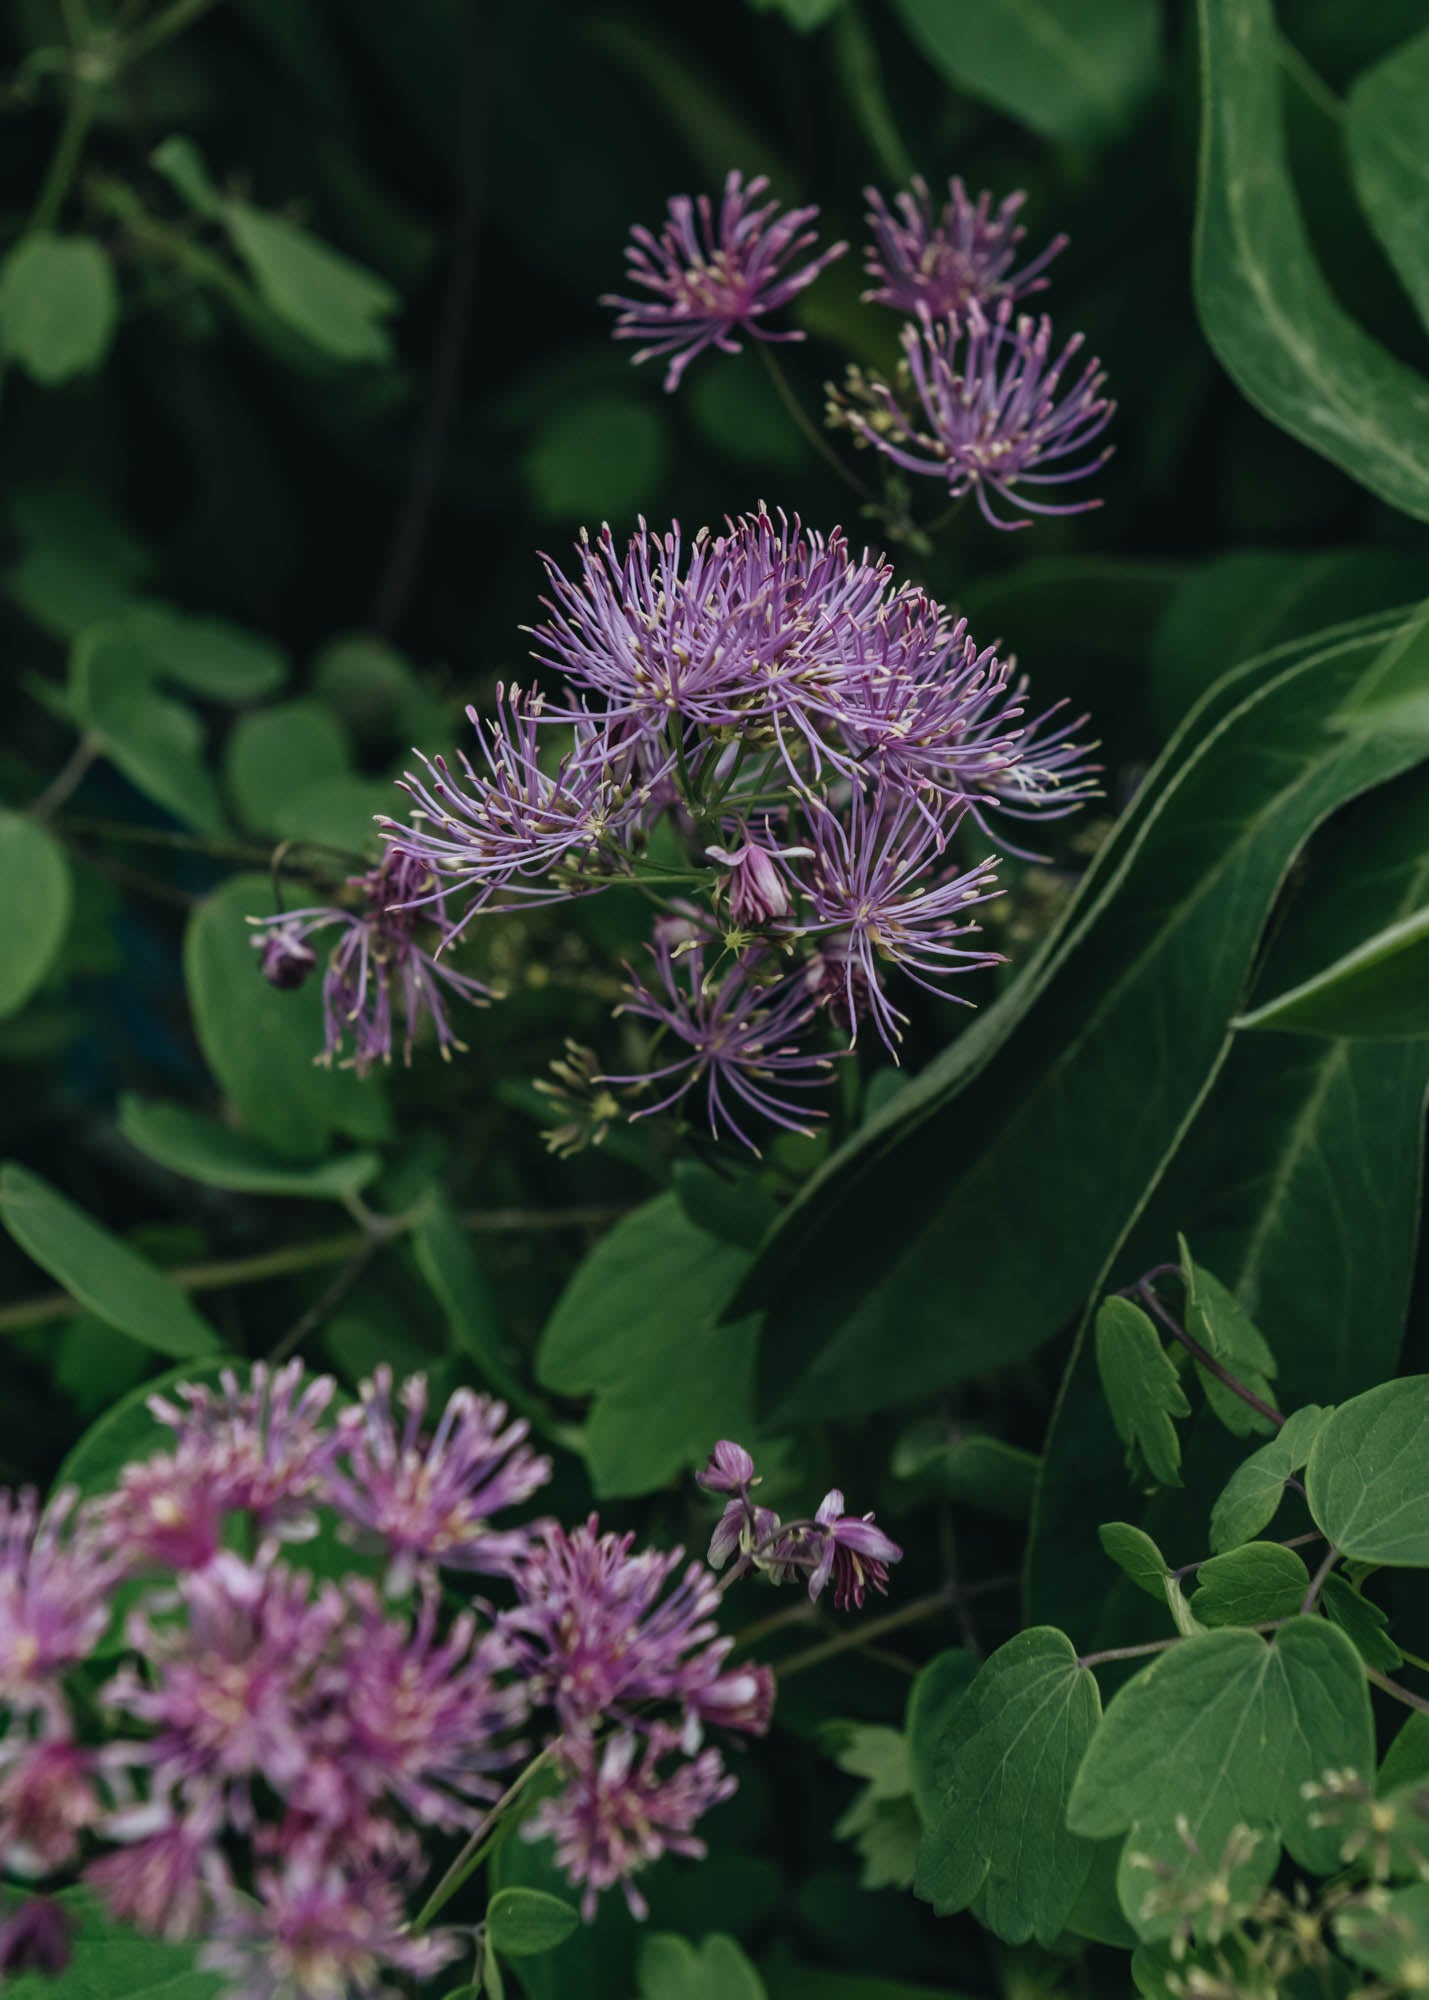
left=1194, top=0, right=1429, bottom=521
left=914, top=1628, right=1101, bottom=1946
left=1236, top=905, right=1429, bottom=1040
left=1209, top=1404, right=1328, bottom=1552
left=1306, top=1377, right=1429, bottom=1565
left=1346, top=25, right=1429, bottom=336
left=0, top=813, right=71, bottom=1020
left=1188, top=1542, right=1308, bottom=1627
left=1068, top=1620, right=1373, bottom=1939
left=1334, top=602, right=1429, bottom=744
left=741, top=615, right=1427, bottom=1424
left=118, top=1097, right=379, bottom=1201
left=1095, top=1296, right=1190, bottom=1487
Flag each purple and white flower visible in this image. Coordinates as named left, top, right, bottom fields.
left=863, top=177, right=1065, bottom=320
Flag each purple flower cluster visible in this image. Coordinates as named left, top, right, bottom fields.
left=373, top=505, right=1092, bottom=1148
left=0, top=1366, right=906, bottom=1988
left=250, top=846, right=493, bottom=1075
left=699, top=1441, right=902, bottom=1613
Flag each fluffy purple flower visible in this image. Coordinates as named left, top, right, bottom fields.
left=99, top=1445, right=227, bottom=1575
left=0, top=1729, right=101, bottom=1875
left=326, top=1369, right=550, bottom=1589
left=86, top=1812, right=216, bottom=1942
left=863, top=177, right=1065, bottom=320
left=602, top=169, right=847, bottom=391
left=250, top=848, right=492, bottom=1075
left=831, top=300, right=1114, bottom=528
left=104, top=1553, right=346, bottom=1828
left=390, top=686, right=658, bottom=931
left=507, top=1517, right=773, bottom=1744
left=524, top=1726, right=736, bottom=1920
left=146, top=1361, right=343, bottom=1544
left=315, top=1584, right=524, bottom=1832
left=967, top=683, right=1099, bottom=844
left=0, top=1897, right=71, bottom=1977
left=607, top=936, right=836, bottom=1153
left=201, top=1848, right=456, bottom=2000
left=0, top=1488, right=114, bottom=1705
left=795, top=788, right=1003, bottom=1051
left=806, top=1490, right=902, bottom=1611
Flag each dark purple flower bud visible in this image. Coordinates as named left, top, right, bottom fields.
left=602, top=170, right=847, bottom=391
left=254, top=925, right=318, bottom=991
left=696, top=1441, right=757, bottom=1497
left=807, top=1490, right=903, bottom=1612
left=0, top=1897, right=71, bottom=1977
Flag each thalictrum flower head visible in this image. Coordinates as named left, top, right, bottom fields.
left=696, top=1441, right=758, bottom=1498
left=862, top=177, right=1066, bottom=320
left=506, top=1517, right=773, bottom=1743
left=706, top=834, right=805, bottom=929
left=326, top=1369, right=551, bottom=1591
left=603, top=170, right=847, bottom=391
left=606, top=936, right=836, bottom=1153
left=523, top=1726, right=737, bottom=1920
left=830, top=300, right=1114, bottom=528
left=0, top=1488, right=115, bottom=1705
left=86, top=1812, right=216, bottom=1942
left=0, top=1730, right=101, bottom=1876
left=256, top=926, right=318, bottom=992
left=794, top=787, right=1003, bottom=1052
left=805, top=1490, right=902, bottom=1611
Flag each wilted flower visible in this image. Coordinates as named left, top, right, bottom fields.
left=603, top=169, right=847, bottom=391
left=523, top=1726, right=737, bottom=1920
left=830, top=300, right=1114, bottom=528
left=326, top=1369, right=551, bottom=1590
left=607, top=936, right=836, bottom=1152
left=863, top=177, right=1066, bottom=320
left=795, top=787, right=1002, bottom=1051
left=249, top=848, right=492, bottom=1075
left=507, top=1517, right=773, bottom=1743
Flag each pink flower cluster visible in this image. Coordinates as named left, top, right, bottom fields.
left=0, top=1367, right=901, bottom=1990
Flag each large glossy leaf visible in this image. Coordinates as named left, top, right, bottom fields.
left=1028, top=767, right=1429, bottom=1635
left=184, top=873, right=389, bottom=1159
left=1345, top=24, right=1429, bottom=333
left=1237, top=904, right=1429, bottom=1039
left=741, top=615, right=1428, bottom=1423
left=889, top=0, right=1159, bottom=146
left=1194, top=0, right=1429, bottom=521
left=1067, top=1620, right=1373, bottom=1940
left=537, top=1194, right=755, bottom=1497
left=0, top=1164, right=219, bottom=1360
left=0, top=812, right=71, bottom=1019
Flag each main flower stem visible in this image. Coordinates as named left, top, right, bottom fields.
left=412, top=1741, right=561, bottom=1934
left=759, top=345, right=875, bottom=503
left=775, top=1585, right=958, bottom=1679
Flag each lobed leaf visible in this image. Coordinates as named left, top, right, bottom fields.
left=1095, top=1296, right=1190, bottom=1488
left=1305, top=1376, right=1429, bottom=1564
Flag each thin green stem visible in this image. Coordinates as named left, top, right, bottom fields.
left=30, top=737, right=101, bottom=821
left=29, top=76, right=98, bottom=234
left=1079, top=1622, right=1285, bottom=1669
left=1300, top=1544, right=1339, bottom=1616
left=1366, top=1666, right=1429, bottom=1719
left=759, top=345, right=875, bottom=502
left=124, top=0, right=225, bottom=60
left=53, top=815, right=323, bottom=868
left=776, top=1586, right=956, bottom=1680
left=412, top=1742, right=560, bottom=1934
left=1137, top=1278, right=1285, bottom=1431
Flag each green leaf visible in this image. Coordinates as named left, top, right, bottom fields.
left=225, top=203, right=399, bottom=362
left=1188, top=1541, right=1309, bottom=1626
left=635, top=1933, right=765, bottom=2000
left=55, top=1357, right=236, bottom=1496
left=1179, top=1244, right=1278, bottom=1437
left=225, top=699, right=351, bottom=834
left=71, top=627, right=225, bottom=833
left=1306, top=1376, right=1429, bottom=1564
left=1067, top=1620, right=1374, bottom=1939
left=411, top=1195, right=530, bottom=1411
left=1236, top=904, right=1429, bottom=1039
left=269, top=774, right=392, bottom=857
left=747, top=0, right=844, bottom=30
left=888, top=0, right=1159, bottom=145
left=118, top=1096, right=379, bottom=1200
left=184, top=873, right=389, bottom=1159
left=1345, top=26, right=1429, bottom=333
left=0, top=1888, right=220, bottom=2000
left=1098, top=1522, right=1172, bottom=1603
left=6, top=486, right=150, bottom=639
left=1195, top=0, right=1429, bottom=521
left=0, top=1163, right=219, bottom=1360
left=1209, top=1405, right=1329, bottom=1552
left=1336, top=1881, right=1429, bottom=1982
left=151, top=134, right=226, bottom=219
left=889, top=1420, right=1039, bottom=1520
left=914, top=1627, right=1101, bottom=1946
left=521, top=395, right=670, bottom=521
left=742, top=614, right=1429, bottom=1423
left=831, top=1726, right=921, bottom=1891
left=1381, top=1713, right=1429, bottom=1793
left=1334, top=601, right=1429, bottom=743
left=671, top=1161, right=779, bottom=1253
left=485, top=1888, right=580, bottom=1958
left=0, top=235, right=118, bottom=383
left=537, top=1194, right=756, bottom=1498
left=116, top=602, right=288, bottom=702
left=1095, top=1296, right=1190, bottom=1488
left=0, top=812, right=71, bottom=1019
left=1321, top=1572, right=1403, bottom=1672
left=905, top=1649, right=978, bottom=1826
